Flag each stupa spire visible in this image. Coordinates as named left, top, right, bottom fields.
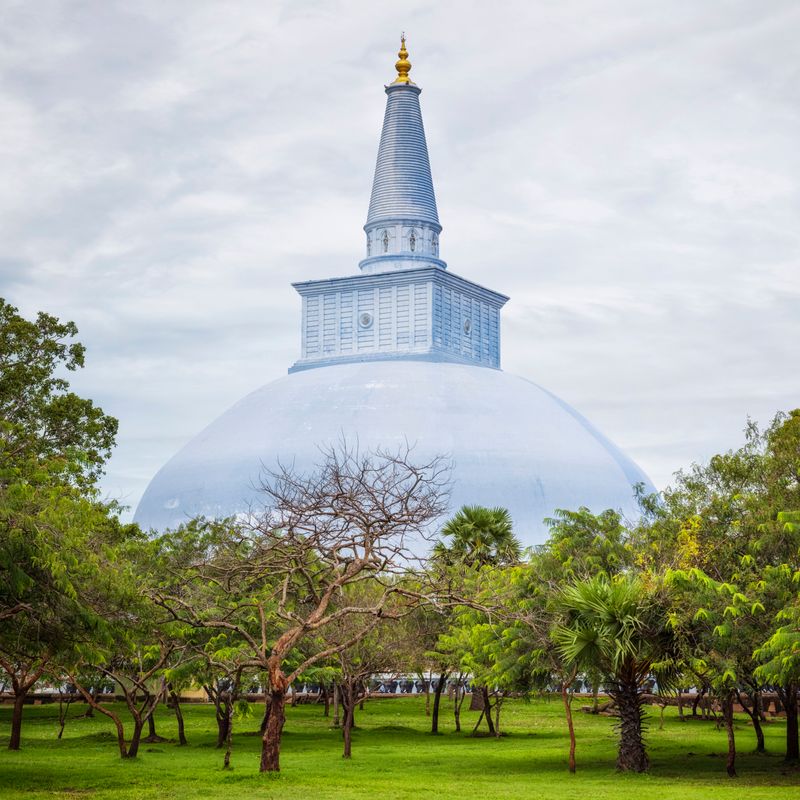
left=393, top=33, right=412, bottom=84
left=360, top=36, right=444, bottom=274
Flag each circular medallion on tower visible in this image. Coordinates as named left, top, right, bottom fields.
left=463, top=318, right=472, bottom=335
left=359, top=312, right=374, bottom=329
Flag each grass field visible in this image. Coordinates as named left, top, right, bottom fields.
left=1, top=695, right=798, bottom=799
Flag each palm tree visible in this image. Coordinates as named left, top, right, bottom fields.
left=553, top=573, right=677, bottom=772
left=433, top=505, right=521, bottom=568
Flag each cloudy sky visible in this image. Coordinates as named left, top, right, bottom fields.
left=2, top=0, right=798, bottom=519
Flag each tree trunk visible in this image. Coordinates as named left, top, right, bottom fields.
left=692, top=687, right=705, bottom=717
left=782, top=683, right=799, bottom=763
left=206, top=684, right=229, bottom=748
left=425, top=671, right=431, bottom=717
left=223, top=705, right=234, bottom=769
left=322, top=684, right=330, bottom=717
left=144, top=711, right=167, bottom=743
left=259, top=694, right=270, bottom=734
left=260, top=689, right=287, bottom=773
left=431, top=672, right=449, bottom=734
left=454, top=673, right=465, bottom=733
left=8, top=690, right=26, bottom=750
left=482, top=687, right=496, bottom=735
left=722, top=691, right=736, bottom=777
left=342, top=706, right=353, bottom=759
left=57, top=693, right=73, bottom=739
left=562, top=679, right=576, bottom=773
left=216, top=699, right=229, bottom=749
left=70, top=676, right=128, bottom=757
left=222, top=668, right=242, bottom=770
left=127, top=719, right=144, bottom=759
left=170, top=688, right=187, bottom=746
left=677, top=688, right=684, bottom=720
left=341, top=682, right=355, bottom=759
left=332, top=683, right=340, bottom=728
left=737, top=690, right=764, bottom=754
left=614, top=681, right=648, bottom=773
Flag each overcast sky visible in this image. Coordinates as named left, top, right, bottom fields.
left=2, top=0, right=798, bottom=519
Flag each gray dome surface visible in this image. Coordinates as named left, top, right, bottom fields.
left=134, top=361, right=653, bottom=546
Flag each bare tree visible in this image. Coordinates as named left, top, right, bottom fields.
left=154, top=442, right=449, bottom=773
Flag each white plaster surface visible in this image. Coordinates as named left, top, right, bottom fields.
left=134, top=360, right=654, bottom=546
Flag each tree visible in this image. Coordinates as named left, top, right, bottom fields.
left=325, top=583, right=411, bottom=758
left=153, top=443, right=448, bottom=773
left=0, top=481, right=137, bottom=750
left=639, top=411, right=800, bottom=762
left=0, top=298, right=117, bottom=491
left=0, top=300, right=122, bottom=750
left=433, top=506, right=520, bottom=568
left=554, top=573, right=678, bottom=773
left=667, top=567, right=766, bottom=776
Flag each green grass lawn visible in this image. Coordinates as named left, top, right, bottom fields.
left=0, top=695, right=798, bottom=799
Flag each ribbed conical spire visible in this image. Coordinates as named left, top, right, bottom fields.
left=365, top=83, right=439, bottom=227
left=360, top=39, right=443, bottom=273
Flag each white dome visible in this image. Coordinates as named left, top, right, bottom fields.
left=134, top=360, right=653, bottom=546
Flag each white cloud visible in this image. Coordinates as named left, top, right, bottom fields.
left=1, top=0, right=798, bottom=516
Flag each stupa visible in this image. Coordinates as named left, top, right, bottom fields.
left=135, top=38, right=654, bottom=545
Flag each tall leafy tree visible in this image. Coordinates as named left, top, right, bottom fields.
left=0, top=301, right=125, bottom=750
left=554, top=573, right=678, bottom=772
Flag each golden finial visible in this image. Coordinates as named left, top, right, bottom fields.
left=393, top=33, right=412, bottom=84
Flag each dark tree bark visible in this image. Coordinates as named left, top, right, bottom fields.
left=340, top=681, right=357, bottom=759
left=737, top=690, right=765, bottom=754
left=482, top=687, right=496, bottom=736
left=332, top=683, right=340, bottom=728
left=494, top=695, right=503, bottom=737
left=116, top=676, right=166, bottom=758
left=613, top=680, right=648, bottom=773
left=57, top=693, right=74, bottom=739
left=205, top=684, right=229, bottom=749
left=127, top=719, right=144, bottom=759
left=722, top=690, right=737, bottom=777
left=260, top=688, right=287, bottom=772
left=431, top=672, right=449, bottom=735
left=144, top=710, right=167, bottom=743
left=321, top=684, right=330, bottom=717
left=222, top=668, right=242, bottom=769
left=1, top=659, right=48, bottom=751
left=424, top=671, right=431, bottom=717
left=779, top=683, right=799, bottom=763
left=9, top=692, right=26, bottom=751
left=259, top=693, right=270, bottom=735
left=562, top=675, right=577, bottom=773
left=692, top=686, right=706, bottom=718
left=168, top=686, right=188, bottom=746
left=453, top=673, right=466, bottom=733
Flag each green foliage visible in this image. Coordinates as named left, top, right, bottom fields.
left=539, top=507, right=632, bottom=580
left=0, top=298, right=117, bottom=489
left=553, top=573, right=677, bottom=688
left=433, top=505, right=521, bottom=567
